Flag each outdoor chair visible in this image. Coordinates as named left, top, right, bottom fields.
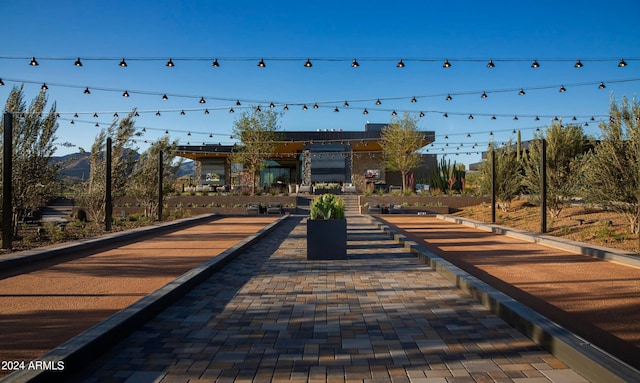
left=246, top=203, right=261, bottom=215
left=367, top=204, right=382, bottom=214
left=266, top=202, right=282, bottom=215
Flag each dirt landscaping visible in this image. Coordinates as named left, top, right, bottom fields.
left=453, top=198, right=640, bottom=254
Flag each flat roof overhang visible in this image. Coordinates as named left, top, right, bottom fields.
left=177, top=130, right=435, bottom=160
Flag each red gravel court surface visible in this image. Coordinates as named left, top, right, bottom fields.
left=379, top=215, right=640, bottom=371
left=0, top=216, right=277, bottom=379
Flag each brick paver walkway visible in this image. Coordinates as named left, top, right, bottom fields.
left=69, top=216, right=590, bottom=383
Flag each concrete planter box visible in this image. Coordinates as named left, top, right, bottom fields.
left=307, top=218, right=347, bottom=260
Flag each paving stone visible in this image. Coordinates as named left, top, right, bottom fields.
left=67, top=215, right=592, bottom=382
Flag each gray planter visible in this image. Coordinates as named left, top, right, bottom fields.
left=306, top=218, right=347, bottom=260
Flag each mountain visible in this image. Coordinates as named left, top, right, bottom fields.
left=53, top=152, right=195, bottom=181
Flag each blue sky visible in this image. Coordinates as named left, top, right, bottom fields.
left=1, top=0, right=639, bottom=166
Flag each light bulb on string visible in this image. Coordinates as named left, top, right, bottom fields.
left=212, top=58, right=220, bottom=67
left=599, top=82, right=606, bottom=89
left=29, top=57, right=39, bottom=66
left=396, top=59, right=405, bottom=68
left=199, top=97, right=206, bottom=104
left=84, top=87, right=91, bottom=94
left=180, top=110, right=186, bottom=116
left=41, top=83, right=48, bottom=91
left=531, top=60, right=540, bottom=68
left=119, top=58, right=127, bottom=67
left=446, top=94, right=452, bottom=101
left=363, top=109, right=368, bottom=115
left=257, top=59, right=266, bottom=67
left=204, top=109, right=209, bottom=115
left=351, top=59, right=359, bottom=67
left=166, top=58, right=174, bottom=67
left=229, top=107, right=234, bottom=113
left=618, top=58, right=627, bottom=67
left=343, top=101, right=349, bottom=107
left=442, top=59, right=451, bottom=68
left=162, top=94, right=168, bottom=100
left=481, top=92, right=487, bottom=98
left=574, top=59, right=583, bottom=68
left=559, top=85, right=566, bottom=92
left=304, top=58, right=312, bottom=67
left=411, top=96, right=417, bottom=103
left=122, top=90, right=130, bottom=97
left=518, top=88, right=525, bottom=96
left=487, top=59, right=495, bottom=68
left=74, top=58, right=83, bottom=67
left=313, top=103, right=318, bottom=109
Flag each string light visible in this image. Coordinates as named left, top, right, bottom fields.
left=304, top=58, right=312, bottom=67
left=180, top=110, right=186, bottom=115
left=257, top=59, right=266, bottom=67
left=396, top=59, right=405, bottom=68
left=443, top=59, right=451, bottom=68
left=122, top=90, right=130, bottom=97
left=343, top=101, right=349, bottom=107
left=283, top=104, right=289, bottom=110
left=229, top=107, right=234, bottom=113
left=487, top=59, right=495, bottom=68
left=166, top=58, right=175, bottom=67
left=162, top=94, right=168, bottom=100
left=531, top=60, right=540, bottom=68
left=446, top=94, right=452, bottom=101
left=363, top=109, right=368, bottom=114
left=74, top=58, right=83, bottom=67
left=84, top=87, right=90, bottom=94
left=599, top=81, right=606, bottom=89
left=199, top=97, right=206, bottom=104
left=212, top=58, right=220, bottom=67
left=519, top=88, right=525, bottom=96
left=618, top=58, right=627, bottom=67
left=41, top=83, right=48, bottom=91
left=411, top=96, right=417, bottom=103
left=419, top=112, right=425, bottom=117
left=375, top=99, right=382, bottom=105
left=0, top=78, right=4, bottom=86
left=559, top=85, right=566, bottom=92
left=481, top=92, right=487, bottom=98
left=29, top=57, right=39, bottom=66
left=119, top=58, right=127, bottom=67
left=351, top=59, right=360, bottom=67
left=574, top=59, right=583, bottom=68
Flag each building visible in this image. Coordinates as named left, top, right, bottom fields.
left=177, top=123, right=436, bottom=192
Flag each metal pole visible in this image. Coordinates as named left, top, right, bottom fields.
left=157, top=150, right=163, bottom=221
left=491, top=148, right=496, bottom=223
left=105, top=137, right=112, bottom=231
left=2, top=113, right=13, bottom=249
left=540, top=139, right=547, bottom=233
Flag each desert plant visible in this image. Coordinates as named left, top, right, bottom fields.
left=310, top=194, right=345, bottom=220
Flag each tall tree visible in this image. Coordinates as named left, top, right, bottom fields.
left=128, top=136, right=183, bottom=218
left=582, top=96, right=640, bottom=235
left=479, top=141, right=522, bottom=211
left=78, top=111, right=138, bottom=223
left=229, top=108, right=281, bottom=194
left=1, top=86, right=60, bottom=236
left=380, top=113, right=425, bottom=192
left=521, top=122, right=590, bottom=218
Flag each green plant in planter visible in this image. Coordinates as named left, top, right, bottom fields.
left=310, top=194, right=345, bottom=220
